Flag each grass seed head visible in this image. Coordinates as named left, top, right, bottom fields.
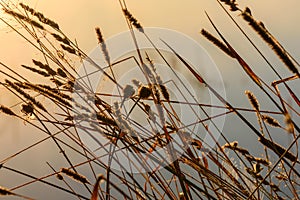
left=242, top=10, right=299, bottom=76
left=201, top=29, right=235, bottom=58
left=0, top=186, right=13, bottom=196
left=138, top=85, right=152, bottom=99
left=284, top=113, right=294, bottom=134
left=0, top=105, right=16, bottom=116
left=245, top=90, right=260, bottom=111
left=21, top=103, right=34, bottom=116
left=60, top=168, right=89, bottom=184
left=123, top=9, right=144, bottom=33
left=21, top=64, right=50, bottom=77
left=61, top=44, right=76, bottom=54
left=261, top=114, right=281, bottom=127
left=57, top=68, right=67, bottom=78
left=56, top=173, right=64, bottom=180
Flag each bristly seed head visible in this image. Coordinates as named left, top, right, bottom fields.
left=51, top=33, right=70, bottom=46
left=61, top=44, right=76, bottom=55
left=95, top=27, right=104, bottom=44
left=60, top=168, right=89, bottom=184
left=95, top=27, right=110, bottom=65
left=245, top=90, right=260, bottom=111
left=220, top=0, right=239, bottom=12
left=0, top=186, right=13, bottom=196
left=57, top=68, right=67, bottom=78
left=138, top=85, right=152, bottom=99
left=56, top=173, right=64, bottom=180
left=32, top=59, right=56, bottom=76
left=201, top=29, right=235, bottom=58
left=241, top=10, right=299, bottom=76
left=21, top=64, right=50, bottom=77
left=261, top=114, right=281, bottom=128
left=21, top=103, right=34, bottom=116
left=244, top=7, right=252, bottom=16
left=0, top=105, right=16, bottom=116
left=284, top=113, right=294, bottom=134
left=123, top=9, right=144, bottom=33
left=19, top=3, right=60, bottom=30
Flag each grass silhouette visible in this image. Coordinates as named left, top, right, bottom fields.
left=0, top=0, right=299, bottom=199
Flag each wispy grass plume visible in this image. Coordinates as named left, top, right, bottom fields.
left=123, top=8, right=144, bottom=33
left=201, top=29, right=235, bottom=58
left=241, top=9, right=299, bottom=77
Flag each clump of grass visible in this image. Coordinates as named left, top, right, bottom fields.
left=0, top=1, right=299, bottom=200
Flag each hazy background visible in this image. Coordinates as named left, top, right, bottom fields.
left=0, top=0, right=299, bottom=199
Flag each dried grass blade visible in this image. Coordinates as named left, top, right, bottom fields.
left=258, top=136, right=298, bottom=162
left=91, top=175, right=104, bottom=200
left=160, top=39, right=205, bottom=84
left=205, top=12, right=262, bottom=87
left=286, top=85, right=300, bottom=107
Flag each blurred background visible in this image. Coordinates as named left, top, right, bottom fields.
left=0, top=0, right=299, bottom=199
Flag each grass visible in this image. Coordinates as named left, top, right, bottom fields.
left=0, top=0, right=299, bottom=199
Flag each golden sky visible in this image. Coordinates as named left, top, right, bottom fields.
left=0, top=0, right=299, bottom=69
